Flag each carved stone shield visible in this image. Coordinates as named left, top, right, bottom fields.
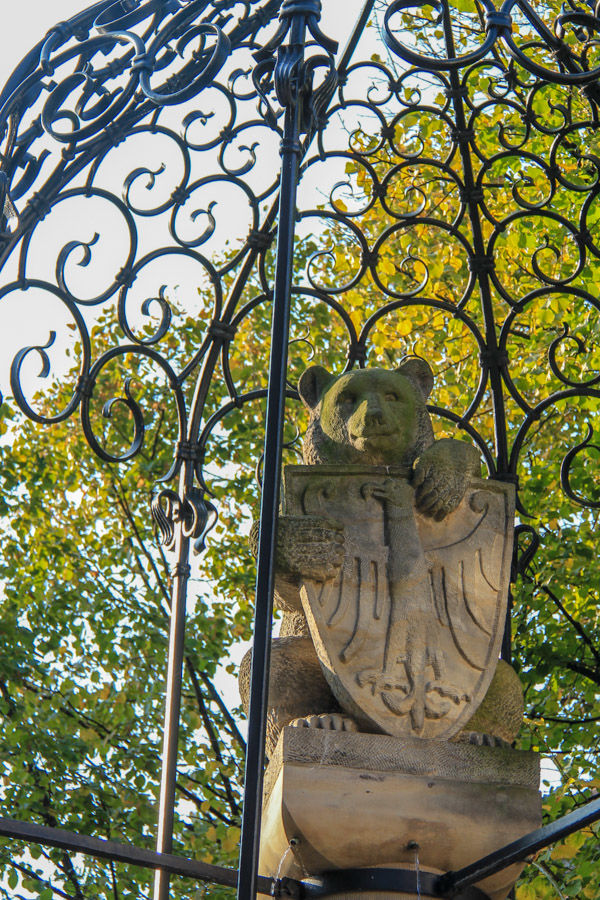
left=282, top=465, right=515, bottom=741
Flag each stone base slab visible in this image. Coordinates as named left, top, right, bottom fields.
left=259, top=728, right=542, bottom=900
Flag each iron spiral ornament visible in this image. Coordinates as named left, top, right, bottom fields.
left=1, top=0, right=598, bottom=511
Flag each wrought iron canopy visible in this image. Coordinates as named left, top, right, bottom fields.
left=0, top=0, right=599, bottom=898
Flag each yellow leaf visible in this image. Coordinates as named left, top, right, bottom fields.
left=516, top=884, right=536, bottom=900
left=550, top=832, right=585, bottom=860
left=379, top=258, right=396, bottom=276
left=223, top=833, right=239, bottom=852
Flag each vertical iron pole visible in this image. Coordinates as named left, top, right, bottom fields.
left=153, top=520, right=191, bottom=900
left=439, top=1, right=514, bottom=661
left=236, top=16, right=306, bottom=900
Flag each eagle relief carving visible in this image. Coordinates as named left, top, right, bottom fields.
left=239, top=360, right=524, bottom=752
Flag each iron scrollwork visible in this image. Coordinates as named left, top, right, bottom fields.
left=560, top=423, right=600, bottom=508
left=253, top=0, right=338, bottom=130
left=152, top=486, right=218, bottom=551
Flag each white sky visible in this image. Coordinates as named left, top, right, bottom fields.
left=0, top=0, right=371, bottom=402
left=0, top=1, right=369, bottom=88
left=0, top=1, right=91, bottom=84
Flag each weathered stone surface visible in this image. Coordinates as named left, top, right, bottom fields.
left=250, top=516, right=345, bottom=612
left=247, top=362, right=535, bottom=899
left=259, top=728, right=542, bottom=900
left=283, top=466, right=514, bottom=741
left=239, top=636, right=340, bottom=757
left=262, top=724, right=540, bottom=800
left=241, top=359, right=522, bottom=752
left=298, top=362, right=435, bottom=468
left=298, top=362, right=481, bottom=519
left=241, top=362, right=522, bottom=748
left=244, top=363, right=534, bottom=898
left=460, top=659, right=524, bottom=744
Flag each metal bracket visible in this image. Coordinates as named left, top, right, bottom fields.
left=298, top=868, right=489, bottom=899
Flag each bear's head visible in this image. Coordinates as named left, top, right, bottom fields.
left=298, top=358, right=435, bottom=467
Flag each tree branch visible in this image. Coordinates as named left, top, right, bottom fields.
left=0, top=850, right=75, bottom=900
left=110, top=860, right=120, bottom=900
left=529, top=713, right=600, bottom=724
left=111, top=479, right=170, bottom=604
left=565, top=659, right=600, bottom=685
left=199, top=671, right=246, bottom=754
left=536, top=581, right=600, bottom=665
left=175, top=781, right=236, bottom=826
left=186, top=659, right=240, bottom=817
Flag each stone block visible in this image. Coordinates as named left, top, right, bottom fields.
left=259, top=728, right=541, bottom=900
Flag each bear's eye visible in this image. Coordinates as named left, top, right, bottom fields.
left=384, top=392, right=399, bottom=401
left=337, top=392, right=355, bottom=406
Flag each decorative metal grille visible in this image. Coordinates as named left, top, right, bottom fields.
left=0, top=0, right=599, bottom=898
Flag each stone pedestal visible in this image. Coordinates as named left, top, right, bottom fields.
left=259, top=728, right=542, bottom=900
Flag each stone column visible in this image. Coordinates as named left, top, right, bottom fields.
left=259, top=728, right=541, bottom=900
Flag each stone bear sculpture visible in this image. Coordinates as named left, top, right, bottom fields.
left=239, top=359, right=523, bottom=754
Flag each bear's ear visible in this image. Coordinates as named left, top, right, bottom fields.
left=396, top=357, right=434, bottom=400
left=298, top=365, right=333, bottom=409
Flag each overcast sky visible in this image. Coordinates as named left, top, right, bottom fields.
left=0, top=1, right=369, bottom=89
left=1, top=1, right=89, bottom=86
left=0, top=0, right=368, bottom=356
